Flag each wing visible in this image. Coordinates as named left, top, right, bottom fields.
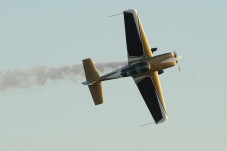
left=123, top=9, right=153, bottom=64
left=133, top=72, right=167, bottom=124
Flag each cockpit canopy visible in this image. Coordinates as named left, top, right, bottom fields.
left=121, top=62, right=150, bottom=77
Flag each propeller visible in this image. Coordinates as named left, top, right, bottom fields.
left=173, top=51, right=182, bottom=72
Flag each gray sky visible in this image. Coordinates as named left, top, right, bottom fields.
left=0, top=0, right=227, bottom=151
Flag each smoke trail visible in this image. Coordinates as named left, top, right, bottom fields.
left=0, top=61, right=127, bottom=92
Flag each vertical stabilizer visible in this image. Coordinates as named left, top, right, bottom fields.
left=82, top=58, right=103, bottom=105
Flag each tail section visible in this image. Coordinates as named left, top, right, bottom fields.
left=82, top=58, right=103, bottom=105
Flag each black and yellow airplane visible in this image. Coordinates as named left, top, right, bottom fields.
left=82, top=9, right=182, bottom=124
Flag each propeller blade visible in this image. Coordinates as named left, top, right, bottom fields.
left=173, top=51, right=181, bottom=72
left=177, top=62, right=181, bottom=72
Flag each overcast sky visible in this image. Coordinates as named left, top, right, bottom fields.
left=0, top=0, right=227, bottom=151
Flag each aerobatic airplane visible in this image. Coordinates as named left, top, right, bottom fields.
left=82, top=9, right=182, bottom=124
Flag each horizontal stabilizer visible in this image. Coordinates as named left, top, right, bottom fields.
left=88, top=82, right=103, bottom=105
left=82, top=58, right=103, bottom=105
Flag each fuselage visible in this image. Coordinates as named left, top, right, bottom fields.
left=92, top=52, right=179, bottom=84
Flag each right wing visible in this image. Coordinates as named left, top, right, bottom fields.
left=123, top=9, right=153, bottom=64
left=133, top=74, right=167, bottom=124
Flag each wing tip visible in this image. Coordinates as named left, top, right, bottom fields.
left=123, top=9, right=138, bottom=14
left=156, top=114, right=168, bottom=124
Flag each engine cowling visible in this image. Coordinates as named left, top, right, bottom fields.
left=151, top=48, right=157, bottom=53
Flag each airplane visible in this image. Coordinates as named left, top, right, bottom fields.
left=82, top=9, right=182, bottom=124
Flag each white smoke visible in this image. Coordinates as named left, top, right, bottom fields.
left=0, top=61, right=126, bottom=92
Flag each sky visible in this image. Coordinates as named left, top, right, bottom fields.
left=0, top=0, right=227, bottom=151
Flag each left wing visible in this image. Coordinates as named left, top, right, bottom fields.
left=123, top=9, right=153, bottom=64
left=133, top=73, right=167, bottom=124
